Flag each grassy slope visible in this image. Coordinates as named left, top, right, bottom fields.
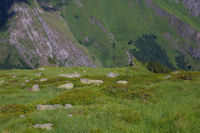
left=1, top=0, right=199, bottom=69
left=58, top=0, right=199, bottom=69
left=0, top=65, right=200, bottom=132
left=154, top=0, right=200, bottom=32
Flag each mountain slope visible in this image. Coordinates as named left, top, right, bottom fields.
left=0, top=0, right=96, bottom=69
left=59, top=0, right=200, bottom=69
left=0, top=0, right=200, bottom=69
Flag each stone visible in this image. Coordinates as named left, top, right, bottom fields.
left=59, top=74, right=81, bottom=78
left=0, top=80, right=5, bottom=85
left=106, top=72, right=119, bottom=78
left=40, top=78, right=48, bottom=82
left=37, top=104, right=63, bottom=111
left=37, top=104, right=72, bottom=111
left=20, top=115, right=25, bottom=118
left=64, top=104, right=73, bottom=109
left=34, top=123, right=53, bottom=130
left=58, top=83, right=74, bottom=89
left=35, top=73, right=42, bottom=77
left=12, top=75, right=16, bottom=78
left=38, top=68, right=45, bottom=71
left=83, top=70, right=87, bottom=73
left=68, top=114, right=73, bottom=117
left=21, top=83, right=26, bottom=86
left=80, top=78, right=103, bottom=85
left=164, top=75, right=171, bottom=79
left=25, top=80, right=31, bottom=83
left=117, top=80, right=128, bottom=85
left=28, top=84, right=40, bottom=92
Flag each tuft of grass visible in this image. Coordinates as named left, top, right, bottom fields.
left=47, top=88, right=104, bottom=105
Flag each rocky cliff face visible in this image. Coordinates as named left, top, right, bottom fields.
left=0, top=1, right=95, bottom=69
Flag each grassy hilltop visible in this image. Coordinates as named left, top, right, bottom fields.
left=0, top=64, right=200, bottom=132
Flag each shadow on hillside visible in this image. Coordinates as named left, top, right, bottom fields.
left=0, top=0, right=30, bottom=31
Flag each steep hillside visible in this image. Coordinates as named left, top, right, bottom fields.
left=58, top=0, right=200, bottom=69
left=0, top=0, right=96, bottom=69
left=0, top=0, right=200, bottom=69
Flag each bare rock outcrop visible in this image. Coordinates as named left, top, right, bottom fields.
left=6, top=2, right=95, bottom=69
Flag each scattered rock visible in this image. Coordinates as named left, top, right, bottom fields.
left=64, top=104, right=73, bottom=109
left=21, top=83, right=26, bottom=86
left=12, top=75, right=16, bottom=78
left=83, top=70, right=87, bottom=73
left=0, top=80, right=5, bottom=85
left=20, top=115, right=25, bottom=118
left=25, top=80, right=31, bottom=83
left=80, top=78, right=103, bottom=85
left=38, top=68, right=45, bottom=71
left=35, top=73, right=42, bottom=77
left=68, top=114, right=73, bottom=117
left=117, top=80, right=128, bottom=85
left=106, top=72, right=119, bottom=78
left=164, top=75, right=171, bottom=79
left=34, top=123, right=53, bottom=130
left=37, top=104, right=63, bottom=111
left=58, top=83, right=74, bottom=89
left=40, top=78, right=48, bottom=82
left=28, top=84, right=40, bottom=92
left=150, top=83, right=154, bottom=87
left=75, top=72, right=78, bottom=74
left=37, top=104, right=72, bottom=111
left=59, top=74, right=81, bottom=78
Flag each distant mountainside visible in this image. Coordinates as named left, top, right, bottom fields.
left=0, top=0, right=200, bottom=69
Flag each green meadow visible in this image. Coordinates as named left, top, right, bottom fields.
left=0, top=64, right=200, bottom=132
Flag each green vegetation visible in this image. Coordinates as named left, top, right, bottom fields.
left=0, top=66, right=200, bottom=132
left=154, top=0, right=200, bottom=31
left=130, top=34, right=173, bottom=69
left=147, top=62, right=171, bottom=73
left=176, top=56, right=191, bottom=70
left=1, top=0, right=200, bottom=69
left=56, top=0, right=200, bottom=68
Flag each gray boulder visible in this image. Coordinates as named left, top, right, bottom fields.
left=37, top=104, right=72, bottom=111
left=58, top=83, right=74, bottom=89
left=106, top=72, right=119, bottom=78
left=28, top=84, right=40, bottom=92
left=38, top=68, right=45, bottom=71
left=80, top=78, right=104, bottom=85
left=59, top=74, right=81, bottom=78
left=0, top=80, right=5, bottom=85
left=40, top=78, right=48, bottom=82
left=117, top=80, right=128, bottom=85
left=34, top=123, right=53, bottom=130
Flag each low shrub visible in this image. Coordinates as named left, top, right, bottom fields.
left=47, top=89, right=103, bottom=105
left=0, top=104, right=33, bottom=114
left=175, top=72, right=192, bottom=80
left=147, top=62, right=171, bottom=73
left=103, top=85, right=153, bottom=102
